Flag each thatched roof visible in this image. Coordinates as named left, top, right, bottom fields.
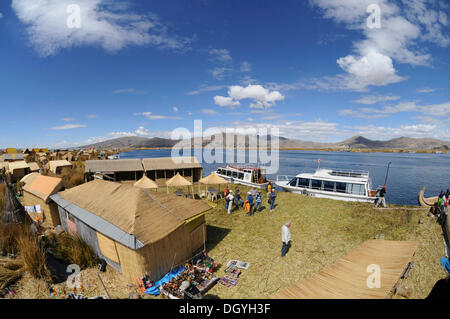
left=20, top=172, right=39, bottom=185
left=3, top=153, right=24, bottom=161
left=27, top=162, right=40, bottom=172
left=142, top=156, right=202, bottom=171
left=2, top=183, right=26, bottom=224
left=199, top=172, right=228, bottom=185
left=23, top=175, right=63, bottom=203
left=166, top=173, right=192, bottom=187
left=134, top=175, right=158, bottom=189
left=85, top=159, right=143, bottom=173
left=7, top=161, right=29, bottom=173
left=48, top=160, right=72, bottom=174
left=55, top=180, right=211, bottom=245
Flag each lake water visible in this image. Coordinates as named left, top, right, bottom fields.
left=119, top=149, right=450, bottom=206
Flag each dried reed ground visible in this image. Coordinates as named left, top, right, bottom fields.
left=202, top=185, right=447, bottom=299
left=5, top=185, right=447, bottom=299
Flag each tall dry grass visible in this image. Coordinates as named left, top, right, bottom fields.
left=16, top=231, right=50, bottom=281
left=47, top=233, right=98, bottom=269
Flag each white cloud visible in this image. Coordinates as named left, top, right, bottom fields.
left=309, top=0, right=450, bottom=91
left=12, top=0, right=192, bottom=57
left=208, top=48, right=232, bottom=63
left=336, top=50, right=405, bottom=90
left=114, top=88, right=146, bottom=94
left=50, top=123, right=87, bottom=130
left=240, top=61, right=252, bottom=72
left=209, top=67, right=232, bottom=80
left=352, top=95, right=400, bottom=105
left=186, top=85, right=225, bottom=95
left=214, top=84, right=285, bottom=109
left=340, top=101, right=450, bottom=118
left=87, top=114, right=98, bottom=119
left=416, top=87, right=436, bottom=93
left=213, top=96, right=240, bottom=109
left=172, top=106, right=178, bottom=113
left=134, top=112, right=183, bottom=120
left=0, top=12, right=3, bottom=19
left=201, top=108, right=219, bottom=115
left=61, top=117, right=75, bottom=122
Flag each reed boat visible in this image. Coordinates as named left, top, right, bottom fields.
left=417, top=186, right=438, bottom=207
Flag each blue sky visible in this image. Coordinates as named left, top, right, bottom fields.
left=0, top=0, right=449, bottom=148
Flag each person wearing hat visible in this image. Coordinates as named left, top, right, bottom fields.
left=247, top=191, right=254, bottom=216
left=375, top=185, right=387, bottom=208
left=226, top=190, right=234, bottom=215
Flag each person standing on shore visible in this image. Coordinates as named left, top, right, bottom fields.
left=226, top=190, right=234, bottom=215
left=281, top=222, right=291, bottom=257
left=269, top=189, right=277, bottom=212
left=247, top=191, right=254, bottom=216
left=234, top=188, right=243, bottom=208
left=375, top=185, right=387, bottom=208
left=255, top=191, right=262, bottom=212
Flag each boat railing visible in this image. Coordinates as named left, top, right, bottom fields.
left=323, top=168, right=370, bottom=178
left=276, top=175, right=295, bottom=182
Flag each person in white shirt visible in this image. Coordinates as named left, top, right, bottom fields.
left=281, top=222, right=291, bottom=257
left=227, top=190, right=234, bottom=215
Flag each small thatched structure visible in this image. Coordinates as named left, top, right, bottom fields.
left=27, top=162, right=40, bottom=173
left=47, top=160, right=72, bottom=175
left=166, top=172, right=192, bottom=194
left=51, top=180, right=211, bottom=282
left=7, top=161, right=30, bottom=182
left=3, top=153, right=25, bottom=162
left=22, top=175, right=63, bottom=227
left=198, top=172, right=228, bottom=193
left=2, top=182, right=26, bottom=224
left=133, top=175, right=158, bottom=190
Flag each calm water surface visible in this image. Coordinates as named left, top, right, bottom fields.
left=120, top=149, right=450, bottom=206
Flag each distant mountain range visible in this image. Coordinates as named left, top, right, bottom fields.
left=80, top=135, right=450, bottom=150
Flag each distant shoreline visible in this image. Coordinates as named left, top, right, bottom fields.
left=120, top=147, right=448, bottom=154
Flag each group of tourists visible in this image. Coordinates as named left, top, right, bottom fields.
left=223, top=182, right=277, bottom=216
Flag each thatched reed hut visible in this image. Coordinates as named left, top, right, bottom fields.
left=47, top=160, right=72, bottom=175
left=50, top=180, right=211, bottom=282
left=22, top=175, right=63, bottom=227
left=27, top=162, right=40, bottom=173
left=3, top=153, right=25, bottom=162
left=133, top=175, right=158, bottom=190
left=85, top=159, right=144, bottom=181
left=19, top=172, right=39, bottom=186
left=142, top=156, right=203, bottom=187
left=6, top=161, right=30, bottom=182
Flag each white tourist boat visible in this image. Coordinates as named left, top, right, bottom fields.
left=216, top=165, right=269, bottom=189
left=275, top=168, right=378, bottom=203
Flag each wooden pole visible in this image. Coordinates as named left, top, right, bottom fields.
left=97, top=272, right=111, bottom=299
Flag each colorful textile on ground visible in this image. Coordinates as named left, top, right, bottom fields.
left=145, top=266, right=185, bottom=296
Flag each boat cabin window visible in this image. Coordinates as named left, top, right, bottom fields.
left=232, top=171, right=238, bottom=178
left=311, top=179, right=322, bottom=190
left=323, top=180, right=335, bottom=191
left=226, top=170, right=232, bottom=176
left=336, top=182, right=346, bottom=193
left=298, top=178, right=309, bottom=187
left=238, top=172, right=244, bottom=180
left=289, top=178, right=298, bottom=187
left=346, top=183, right=365, bottom=195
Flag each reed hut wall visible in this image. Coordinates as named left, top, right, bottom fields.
left=22, top=191, right=61, bottom=227
left=57, top=206, right=122, bottom=272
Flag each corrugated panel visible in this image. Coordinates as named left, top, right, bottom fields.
left=50, top=194, right=144, bottom=250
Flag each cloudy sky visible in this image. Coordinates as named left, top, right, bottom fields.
left=0, top=0, right=449, bottom=148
